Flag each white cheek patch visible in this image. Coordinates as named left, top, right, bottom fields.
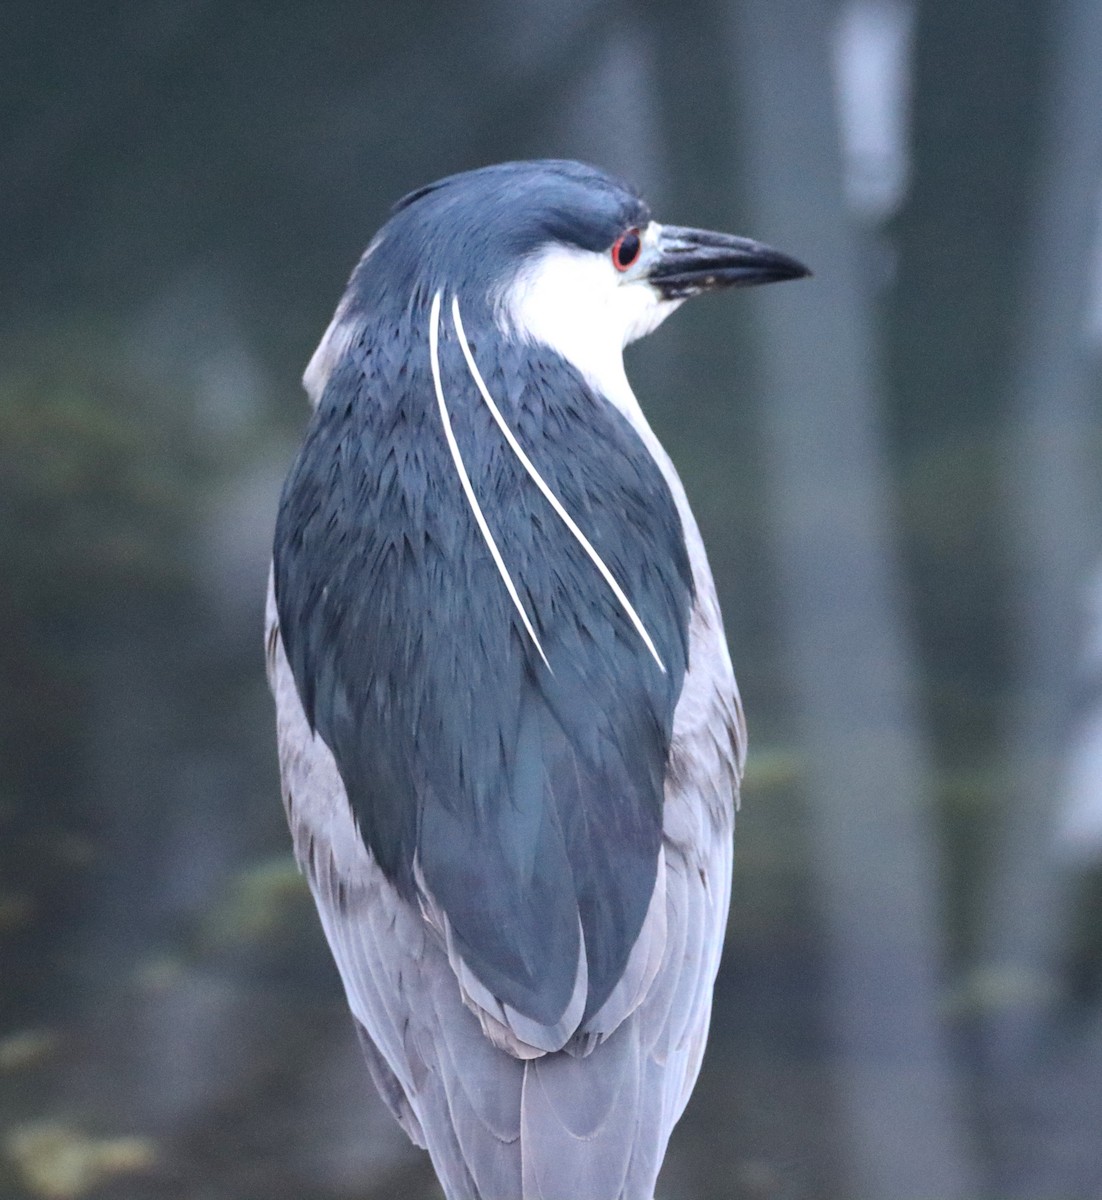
left=497, top=238, right=682, bottom=429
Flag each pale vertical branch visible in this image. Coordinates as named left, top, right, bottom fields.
left=986, top=0, right=1102, bottom=1016
left=729, top=1, right=977, bottom=1196
left=982, top=0, right=1102, bottom=1190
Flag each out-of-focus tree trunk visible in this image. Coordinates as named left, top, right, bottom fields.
left=729, top=1, right=977, bottom=1196
left=983, top=0, right=1102, bottom=1192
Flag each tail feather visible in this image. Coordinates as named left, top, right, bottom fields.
left=426, top=965, right=524, bottom=1199
left=521, top=1023, right=645, bottom=1200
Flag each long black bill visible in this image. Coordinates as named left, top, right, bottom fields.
left=649, top=225, right=811, bottom=300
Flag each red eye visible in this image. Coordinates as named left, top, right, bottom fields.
left=611, top=228, right=642, bottom=271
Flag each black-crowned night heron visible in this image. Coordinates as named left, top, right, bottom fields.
left=267, top=160, right=808, bottom=1199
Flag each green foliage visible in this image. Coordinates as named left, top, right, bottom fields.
left=0, top=339, right=207, bottom=621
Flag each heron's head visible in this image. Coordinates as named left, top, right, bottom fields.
left=304, top=160, right=809, bottom=406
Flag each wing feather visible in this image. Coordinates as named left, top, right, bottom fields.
left=267, top=497, right=739, bottom=1200
left=272, top=327, right=694, bottom=1035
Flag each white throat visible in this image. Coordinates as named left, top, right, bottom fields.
left=496, top=227, right=683, bottom=436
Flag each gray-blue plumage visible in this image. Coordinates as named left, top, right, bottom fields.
left=274, top=309, right=692, bottom=1023
left=267, top=159, right=807, bottom=1200
left=360, top=159, right=651, bottom=311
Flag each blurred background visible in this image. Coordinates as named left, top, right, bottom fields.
left=2, top=0, right=1102, bottom=1197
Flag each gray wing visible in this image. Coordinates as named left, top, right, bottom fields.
left=266, top=549, right=741, bottom=1199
